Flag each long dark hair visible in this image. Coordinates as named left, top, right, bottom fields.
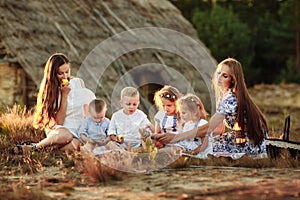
left=33, top=53, right=70, bottom=129
left=219, top=58, right=268, bottom=146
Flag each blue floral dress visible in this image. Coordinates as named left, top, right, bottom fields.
left=212, top=91, right=267, bottom=154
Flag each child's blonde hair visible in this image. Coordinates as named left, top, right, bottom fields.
left=177, top=93, right=207, bottom=120
left=120, top=86, right=139, bottom=99
left=153, top=85, right=182, bottom=111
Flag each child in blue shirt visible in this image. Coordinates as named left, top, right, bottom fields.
left=79, top=99, right=110, bottom=151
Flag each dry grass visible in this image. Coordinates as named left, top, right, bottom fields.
left=73, top=152, right=126, bottom=184
left=0, top=104, right=127, bottom=186
left=249, top=83, right=300, bottom=141
left=0, top=101, right=299, bottom=199
left=0, top=104, right=45, bottom=149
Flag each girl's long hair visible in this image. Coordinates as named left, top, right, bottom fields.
left=33, top=53, right=70, bottom=129
left=216, top=58, right=268, bottom=146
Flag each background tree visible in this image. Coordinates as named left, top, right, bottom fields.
left=192, top=4, right=255, bottom=85
left=171, top=0, right=299, bottom=85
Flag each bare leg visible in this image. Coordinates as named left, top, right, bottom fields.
left=60, top=138, right=81, bottom=152
left=12, top=128, right=76, bottom=154
left=35, top=128, right=73, bottom=150
left=17, top=128, right=73, bottom=153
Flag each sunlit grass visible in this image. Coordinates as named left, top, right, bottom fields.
left=0, top=102, right=299, bottom=196
left=0, top=104, right=45, bottom=149
left=0, top=104, right=127, bottom=188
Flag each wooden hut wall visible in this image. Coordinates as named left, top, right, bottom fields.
left=0, top=0, right=217, bottom=115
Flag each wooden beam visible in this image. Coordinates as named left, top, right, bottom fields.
left=73, top=0, right=109, bottom=32
left=155, top=52, right=175, bottom=81
left=101, top=1, right=135, bottom=35
left=93, top=8, right=118, bottom=36
left=54, top=22, right=80, bottom=58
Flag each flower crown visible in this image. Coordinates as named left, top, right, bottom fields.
left=160, top=93, right=176, bottom=100
left=180, top=96, right=201, bottom=108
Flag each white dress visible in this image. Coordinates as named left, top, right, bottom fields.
left=179, top=119, right=213, bottom=159
left=48, top=78, right=96, bottom=138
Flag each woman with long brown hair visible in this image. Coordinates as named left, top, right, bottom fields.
left=13, top=53, right=95, bottom=153
left=155, top=58, right=268, bottom=155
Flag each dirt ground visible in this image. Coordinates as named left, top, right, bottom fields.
left=3, top=165, right=300, bottom=200
left=48, top=167, right=300, bottom=200
left=2, top=84, right=300, bottom=200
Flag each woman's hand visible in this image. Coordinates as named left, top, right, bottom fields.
left=55, top=82, right=70, bottom=125
left=184, top=150, right=198, bottom=155
left=60, top=82, right=71, bottom=96
left=153, top=133, right=176, bottom=144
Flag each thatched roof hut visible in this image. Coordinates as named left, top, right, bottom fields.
left=0, top=0, right=216, bottom=118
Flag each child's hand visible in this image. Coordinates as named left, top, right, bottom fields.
left=86, top=138, right=95, bottom=144
left=154, top=140, right=164, bottom=149
left=146, top=123, right=155, bottom=133
left=139, top=127, right=152, bottom=139
left=95, top=138, right=110, bottom=146
left=109, top=135, right=117, bottom=142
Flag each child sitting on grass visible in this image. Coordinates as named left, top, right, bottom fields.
left=107, top=86, right=154, bottom=150
left=176, top=93, right=212, bottom=158
left=153, top=85, right=183, bottom=148
left=79, top=99, right=110, bottom=151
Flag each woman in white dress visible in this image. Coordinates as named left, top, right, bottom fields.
left=13, top=53, right=95, bottom=153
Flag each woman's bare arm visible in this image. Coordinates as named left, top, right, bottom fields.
left=186, top=136, right=208, bottom=155
left=205, top=113, right=225, bottom=136
left=156, top=113, right=225, bottom=144
left=55, top=84, right=70, bottom=125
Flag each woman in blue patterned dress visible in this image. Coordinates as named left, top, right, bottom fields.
left=155, top=58, right=268, bottom=155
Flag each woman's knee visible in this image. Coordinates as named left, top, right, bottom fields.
left=57, top=128, right=73, bottom=140
left=60, top=138, right=81, bottom=152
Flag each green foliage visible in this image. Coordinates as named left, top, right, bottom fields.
left=278, top=58, right=300, bottom=83
left=192, top=4, right=254, bottom=85
left=171, top=0, right=300, bottom=85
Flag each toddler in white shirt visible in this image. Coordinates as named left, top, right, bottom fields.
left=107, top=87, right=154, bottom=150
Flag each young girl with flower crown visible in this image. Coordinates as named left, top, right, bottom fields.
left=176, top=93, right=212, bottom=158
left=153, top=85, right=182, bottom=148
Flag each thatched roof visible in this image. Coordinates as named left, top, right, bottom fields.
left=0, top=0, right=217, bottom=116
